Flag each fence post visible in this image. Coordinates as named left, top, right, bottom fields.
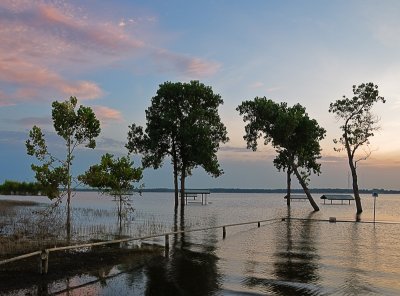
left=258, top=222, right=260, bottom=227
left=39, top=249, right=49, bottom=274
left=164, top=234, right=170, bottom=258
left=165, top=234, right=169, bottom=249
left=222, top=226, right=226, bottom=239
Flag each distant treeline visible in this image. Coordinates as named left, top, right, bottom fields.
left=3, top=182, right=399, bottom=196
left=0, top=180, right=44, bottom=196
left=135, top=188, right=400, bottom=194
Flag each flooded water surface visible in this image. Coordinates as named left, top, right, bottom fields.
left=1, top=192, right=400, bottom=295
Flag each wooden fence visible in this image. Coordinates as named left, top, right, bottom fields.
left=0, top=217, right=279, bottom=274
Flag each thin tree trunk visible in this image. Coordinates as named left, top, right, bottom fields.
left=344, top=135, right=363, bottom=214
left=66, top=138, right=71, bottom=241
left=293, top=166, right=319, bottom=211
left=349, top=158, right=362, bottom=214
left=180, top=166, right=186, bottom=207
left=286, top=168, right=291, bottom=207
left=172, top=142, right=179, bottom=209
left=118, top=196, right=123, bottom=237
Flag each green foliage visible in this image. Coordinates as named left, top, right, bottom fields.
left=79, top=153, right=143, bottom=222
left=237, top=98, right=326, bottom=181
left=126, top=80, right=229, bottom=204
left=25, top=96, right=101, bottom=200
left=237, top=97, right=324, bottom=211
left=0, top=180, right=43, bottom=195
left=329, top=82, right=385, bottom=214
left=329, top=82, right=385, bottom=157
left=51, top=96, right=101, bottom=151
left=79, top=153, right=143, bottom=196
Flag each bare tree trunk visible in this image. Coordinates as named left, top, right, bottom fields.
left=180, top=167, right=186, bottom=208
left=293, top=166, right=319, bottom=211
left=349, top=158, right=362, bottom=214
left=66, top=138, right=71, bottom=242
left=345, top=135, right=363, bottom=214
left=172, top=142, right=179, bottom=209
left=286, top=169, right=291, bottom=207
left=118, top=196, right=122, bottom=237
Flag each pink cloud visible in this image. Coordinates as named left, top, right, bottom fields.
left=0, top=1, right=221, bottom=107
left=0, top=57, right=102, bottom=105
left=93, top=105, right=124, bottom=124
left=153, top=49, right=221, bottom=78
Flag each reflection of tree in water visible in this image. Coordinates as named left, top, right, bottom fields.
left=244, top=210, right=322, bottom=296
left=144, top=207, right=221, bottom=296
left=339, top=222, right=374, bottom=295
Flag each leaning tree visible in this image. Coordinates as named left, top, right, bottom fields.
left=126, top=80, right=229, bottom=208
left=329, top=82, right=385, bottom=214
left=26, top=96, right=101, bottom=239
left=237, top=97, right=326, bottom=211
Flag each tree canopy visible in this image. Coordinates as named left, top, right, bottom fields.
left=237, top=97, right=325, bottom=211
left=126, top=80, right=229, bottom=207
left=329, top=82, right=385, bottom=214
left=26, top=96, right=101, bottom=238
left=79, top=153, right=143, bottom=228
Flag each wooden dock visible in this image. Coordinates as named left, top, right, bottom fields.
left=284, top=194, right=308, bottom=201
left=320, top=194, right=354, bottom=205
left=184, top=189, right=210, bottom=205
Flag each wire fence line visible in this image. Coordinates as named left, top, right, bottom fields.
left=0, top=217, right=280, bottom=271
left=2, top=216, right=396, bottom=273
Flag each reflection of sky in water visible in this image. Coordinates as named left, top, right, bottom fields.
left=2, top=192, right=400, bottom=295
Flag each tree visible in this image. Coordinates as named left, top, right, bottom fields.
left=126, top=81, right=229, bottom=208
left=237, top=97, right=326, bottom=211
left=26, top=96, right=101, bottom=238
left=0, top=180, right=43, bottom=195
left=79, top=153, right=143, bottom=232
left=329, top=83, right=385, bottom=214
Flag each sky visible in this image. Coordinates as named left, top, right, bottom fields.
left=1, top=0, right=400, bottom=190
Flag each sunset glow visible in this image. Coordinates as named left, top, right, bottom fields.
left=1, top=0, right=400, bottom=189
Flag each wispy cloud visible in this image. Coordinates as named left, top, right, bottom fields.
left=96, top=137, right=126, bottom=152
left=0, top=0, right=221, bottom=107
left=93, top=105, right=124, bottom=125
left=0, top=57, right=103, bottom=105
left=153, top=49, right=221, bottom=78
left=14, top=116, right=52, bottom=128
left=249, top=82, right=264, bottom=89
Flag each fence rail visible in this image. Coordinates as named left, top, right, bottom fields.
left=0, top=217, right=279, bottom=273
left=2, top=217, right=398, bottom=274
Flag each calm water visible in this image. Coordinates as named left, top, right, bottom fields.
left=1, top=192, right=400, bottom=295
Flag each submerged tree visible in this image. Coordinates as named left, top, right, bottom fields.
left=237, top=98, right=326, bottom=211
left=329, top=82, right=385, bottom=214
left=26, top=96, right=101, bottom=238
left=126, top=81, right=229, bottom=208
left=79, top=153, right=143, bottom=233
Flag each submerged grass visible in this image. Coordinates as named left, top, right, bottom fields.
left=0, top=199, right=173, bottom=259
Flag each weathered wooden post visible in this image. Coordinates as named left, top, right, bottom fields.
left=165, top=234, right=169, bottom=249
left=165, top=234, right=170, bottom=258
left=39, top=249, right=49, bottom=274
left=222, top=226, right=226, bottom=239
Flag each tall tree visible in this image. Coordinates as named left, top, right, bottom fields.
left=329, top=82, right=385, bottom=214
left=126, top=81, right=229, bottom=208
left=237, top=98, right=325, bottom=211
left=26, top=96, right=101, bottom=238
left=79, top=153, right=143, bottom=233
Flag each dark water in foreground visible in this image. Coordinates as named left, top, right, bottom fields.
left=1, top=192, right=400, bottom=295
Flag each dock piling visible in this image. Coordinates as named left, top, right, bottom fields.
left=39, top=249, right=49, bottom=274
